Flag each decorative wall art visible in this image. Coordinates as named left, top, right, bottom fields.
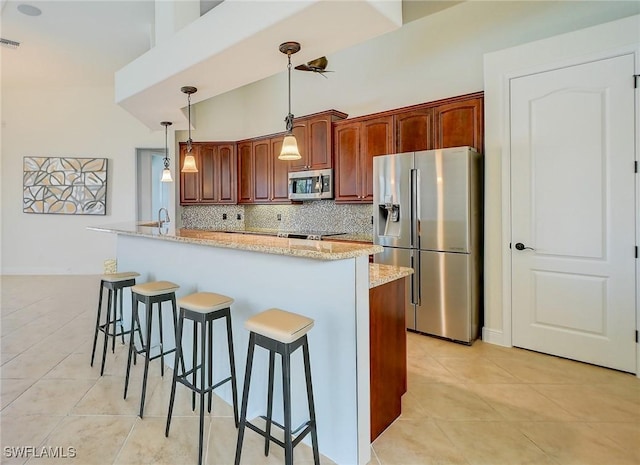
left=23, top=157, right=108, bottom=215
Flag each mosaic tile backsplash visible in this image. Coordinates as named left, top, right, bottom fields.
left=181, top=201, right=373, bottom=236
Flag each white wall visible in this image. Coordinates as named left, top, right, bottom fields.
left=1, top=85, right=162, bottom=274
left=2, top=1, right=638, bottom=276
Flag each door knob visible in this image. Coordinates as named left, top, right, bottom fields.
left=514, top=242, right=535, bottom=251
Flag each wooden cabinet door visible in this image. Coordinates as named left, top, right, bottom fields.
left=180, top=143, right=200, bottom=204
left=217, top=143, right=236, bottom=204
left=237, top=142, right=253, bottom=203
left=270, top=137, right=290, bottom=202
left=199, top=144, right=217, bottom=203
left=361, top=116, right=394, bottom=201
left=395, top=109, right=434, bottom=153
left=288, top=121, right=308, bottom=171
left=307, top=115, right=332, bottom=170
left=434, top=97, right=483, bottom=153
left=252, top=139, right=271, bottom=203
left=334, top=122, right=361, bottom=202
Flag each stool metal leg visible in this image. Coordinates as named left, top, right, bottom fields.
left=264, top=350, right=275, bottom=456
left=192, top=321, right=197, bottom=411
left=118, top=286, right=126, bottom=345
left=226, top=311, right=239, bottom=426
left=110, top=287, right=118, bottom=353
left=208, top=319, right=213, bottom=413
left=124, top=295, right=137, bottom=399
left=99, top=287, right=113, bottom=376
left=282, top=346, right=293, bottom=465
left=303, top=338, right=320, bottom=465
left=139, top=298, right=153, bottom=418
left=90, top=281, right=105, bottom=367
left=198, top=313, right=207, bottom=465
left=165, top=309, right=185, bottom=437
left=234, top=333, right=256, bottom=465
left=158, top=303, right=165, bottom=377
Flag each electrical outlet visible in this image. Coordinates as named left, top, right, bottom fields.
left=237, top=213, right=241, bottom=220
left=222, top=213, right=227, bottom=220
left=277, top=214, right=282, bottom=221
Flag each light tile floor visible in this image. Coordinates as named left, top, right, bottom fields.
left=1, top=275, right=639, bottom=464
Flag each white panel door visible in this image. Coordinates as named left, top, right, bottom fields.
left=510, top=54, right=636, bottom=373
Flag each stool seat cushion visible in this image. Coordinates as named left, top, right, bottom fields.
left=102, top=271, right=140, bottom=282
left=245, top=308, right=314, bottom=344
left=178, top=292, right=234, bottom=313
left=132, top=281, right=179, bottom=297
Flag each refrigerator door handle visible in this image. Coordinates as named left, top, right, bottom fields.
left=415, top=251, right=421, bottom=306
left=410, top=169, right=417, bottom=248
left=409, top=251, right=416, bottom=305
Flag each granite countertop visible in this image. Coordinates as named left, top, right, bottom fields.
left=369, top=263, right=414, bottom=288
left=89, top=223, right=382, bottom=261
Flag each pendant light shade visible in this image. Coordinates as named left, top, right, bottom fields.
left=279, top=134, right=301, bottom=161
left=160, top=121, right=173, bottom=182
left=180, top=86, right=199, bottom=173
left=278, top=42, right=301, bottom=161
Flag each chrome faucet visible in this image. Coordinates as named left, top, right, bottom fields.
left=158, top=207, right=170, bottom=228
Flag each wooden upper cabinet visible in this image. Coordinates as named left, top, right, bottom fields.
left=270, top=137, right=290, bottom=202
left=180, top=142, right=237, bottom=205
left=199, top=145, right=216, bottom=203
left=237, top=142, right=253, bottom=204
left=394, top=109, right=434, bottom=153
left=334, top=115, right=393, bottom=203
left=288, top=110, right=347, bottom=172
left=238, top=137, right=291, bottom=204
left=334, top=122, right=361, bottom=202
left=433, top=97, right=483, bottom=153
left=217, top=144, right=236, bottom=203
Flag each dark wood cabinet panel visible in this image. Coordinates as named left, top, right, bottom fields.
left=237, top=142, right=253, bottom=204
left=217, top=144, right=236, bottom=204
left=180, top=142, right=238, bottom=205
left=252, top=139, right=271, bottom=203
left=334, top=116, right=393, bottom=203
left=361, top=116, right=394, bottom=201
left=288, top=110, right=347, bottom=172
left=395, top=109, right=434, bottom=153
left=434, top=97, right=483, bottom=153
left=369, top=277, right=407, bottom=441
left=199, top=145, right=216, bottom=203
left=334, top=123, right=361, bottom=202
left=271, top=138, right=290, bottom=202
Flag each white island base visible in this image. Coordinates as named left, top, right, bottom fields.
left=113, top=232, right=373, bottom=465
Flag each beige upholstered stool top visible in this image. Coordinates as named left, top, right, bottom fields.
left=132, top=281, right=179, bottom=297
left=178, top=292, right=234, bottom=313
left=102, top=271, right=140, bottom=283
left=245, top=308, right=314, bottom=344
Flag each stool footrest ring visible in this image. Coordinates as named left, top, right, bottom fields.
left=245, top=418, right=314, bottom=449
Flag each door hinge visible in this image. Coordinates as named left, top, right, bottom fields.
left=636, top=330, right=639, bottom=343
left=636, top=246, right=638, bottom=258
left=635, top=161, right=638, bottom=173
left=635, top=75, right=640, bottom=88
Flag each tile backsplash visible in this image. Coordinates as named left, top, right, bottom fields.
left=181, top=201, right=373, bottom=235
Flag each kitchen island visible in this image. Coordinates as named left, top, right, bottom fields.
left=90, top=223, right=410, bottom=465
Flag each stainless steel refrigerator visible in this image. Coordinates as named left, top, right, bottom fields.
left=373, top=146, right=482, bottom=343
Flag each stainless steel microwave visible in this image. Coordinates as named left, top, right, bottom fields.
left=288, top=168, right=333, bottom=200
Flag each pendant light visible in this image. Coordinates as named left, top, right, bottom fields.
left=278, top=41, right=302, bottom=161
left=181, top=86, right=198, bottom=172
left=160, top=121, right=173, bottom=182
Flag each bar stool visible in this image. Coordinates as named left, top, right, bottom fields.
left=90, top=271, right=140, bottom=376
left=234, top=308, right=319, bottom=465
left=124, top=280, right=181, bottom=418
left=165, top=292, right=239, bottom=465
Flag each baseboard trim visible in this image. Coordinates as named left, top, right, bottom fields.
left=482, top=327, right=510, bottom=347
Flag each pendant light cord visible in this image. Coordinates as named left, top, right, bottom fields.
left=285, top=53, right=294, bottom=133
left=164, top=124, right=170, bottom=169
left=187, top=92, right=193, bottom=153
